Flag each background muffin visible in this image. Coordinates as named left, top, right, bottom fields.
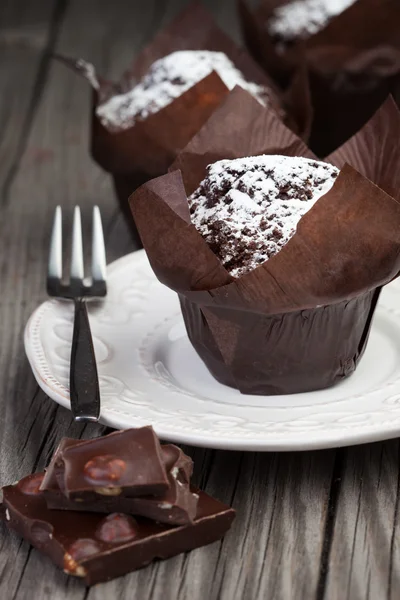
left=239, top=0, right=400, bottom=155
left=57, top=3, right=286, bottom=244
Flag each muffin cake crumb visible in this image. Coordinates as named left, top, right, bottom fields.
left=188, top=155, right=339, bottom=277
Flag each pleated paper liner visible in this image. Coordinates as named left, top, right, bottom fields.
left=130, top=87, right=400, bottom=395
left=54, top=2, right=303, bottom=245
left=239, top=0, right=400, bottom=156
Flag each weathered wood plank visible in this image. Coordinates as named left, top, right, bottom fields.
left=0, top=1, right=390, bottom=599
left=323, top=441, right=400, bottom=600
left=196, top=449, right=335, bottom=600
left=0, top=0, right=67, bottom=201
left=0, top=2, right=80, bottom=597
left=0, top=1, right=188, bottom=598
left=202, top=0, right=242, bottom=43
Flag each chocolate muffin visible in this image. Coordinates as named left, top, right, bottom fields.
left=130, top=88, right=400, bottom=396
left=240, top=0, right=400, bottom=155
left=97, top=50, right=270, bottom=131
left=188, top=155, right=338, bottom=277
left=268, top=0, right=358, bottom=48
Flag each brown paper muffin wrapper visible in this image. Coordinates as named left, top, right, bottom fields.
left=54, top=2, right=298, bottom=243
left=130, top=88, right=400, bottom=395
left=239, top=0, right=400, bottom=155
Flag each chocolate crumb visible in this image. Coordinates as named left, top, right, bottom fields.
left=188, top=155, right=338, bottom=277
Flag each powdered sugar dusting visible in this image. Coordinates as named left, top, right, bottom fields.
left=96, top=50, right=268, bottom=130
left=268, top=0, right=357, bottom=42
left=189, top=155, right=339, bottom=277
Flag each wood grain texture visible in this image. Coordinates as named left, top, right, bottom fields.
left=0, top=1, right=399, bottom=599
left=324, top=442, right=400, bottom=600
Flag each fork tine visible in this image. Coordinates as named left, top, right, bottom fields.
left=48, top=206, right=63, bottom=280
left=91, top=206, right=106, bottom=282
left=70, top=206, right=84, bottom=280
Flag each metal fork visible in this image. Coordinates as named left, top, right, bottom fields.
left=47, top=206, right=107, bottom=422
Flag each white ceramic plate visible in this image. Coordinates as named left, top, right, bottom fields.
left=24, top=250, right=400, bottom=451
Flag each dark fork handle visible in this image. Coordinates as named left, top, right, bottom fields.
left=69, top=298, right=100, bottom=422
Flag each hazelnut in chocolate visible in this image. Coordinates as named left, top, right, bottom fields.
left=53, top=427, right=169, bottom=500
left=1, top=473, right=235, bottom=585
left=41, top=434, right=198, bottom=525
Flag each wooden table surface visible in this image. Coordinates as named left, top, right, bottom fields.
left=1, top=1, right=400, bottom=598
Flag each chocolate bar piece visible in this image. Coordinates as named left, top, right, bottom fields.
left=41, top=438, right=198, bottom=525
left=47, top=427, right=169, bottom=500
left=1, top=474, right=235, bottom=585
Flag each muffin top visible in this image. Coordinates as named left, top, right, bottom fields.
left=268, top=0, right=357, bottom=44
left=188, top=155, right=339, bottom=277
left=97, top=50, right=269, bottom=130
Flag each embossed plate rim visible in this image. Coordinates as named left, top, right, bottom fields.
left=24, top=250, right=400, bottom=451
